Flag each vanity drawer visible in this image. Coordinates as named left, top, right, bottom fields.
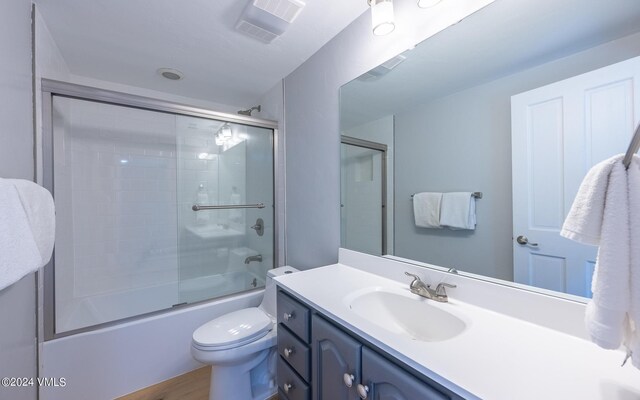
left=278, top=324, right=311, bottom=381
left=278, top=356, right=310, bottom=400
left=277, top=290, right=310, bottom=343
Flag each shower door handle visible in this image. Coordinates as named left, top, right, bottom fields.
left=192, top=203, right=265, bottom=211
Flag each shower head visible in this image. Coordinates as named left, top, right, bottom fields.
left=238, top=105, right=261, bottom=116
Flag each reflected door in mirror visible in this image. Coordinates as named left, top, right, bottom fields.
left=511, top=56, right=640, bottom=297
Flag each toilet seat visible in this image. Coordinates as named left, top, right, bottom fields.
left=193, top=307, right=272, bottom=350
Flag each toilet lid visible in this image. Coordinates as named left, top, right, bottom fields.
left=193, top=307, right=272, bottom=349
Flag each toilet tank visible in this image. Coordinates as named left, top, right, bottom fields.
left=259, top=266, right=298, bottom=318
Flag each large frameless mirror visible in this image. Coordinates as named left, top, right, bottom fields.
left=340, top=0, right=640, bottom=300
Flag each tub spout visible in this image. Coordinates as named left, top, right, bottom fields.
left=244, top=254, right=263, bottom=264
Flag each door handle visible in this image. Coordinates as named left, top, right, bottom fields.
left=516, top=235, right=538, bottom=246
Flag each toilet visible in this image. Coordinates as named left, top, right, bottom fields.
left=191, top=266, right=298, bottom=400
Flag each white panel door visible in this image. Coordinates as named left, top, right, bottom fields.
left=512, top=56, right=640, bottom=297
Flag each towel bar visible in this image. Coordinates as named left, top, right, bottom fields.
left=410, top=192, right=482, bottom=200
left=192, top=203, right=265, bottom=211
left=623, top=123, right=640, bottom=169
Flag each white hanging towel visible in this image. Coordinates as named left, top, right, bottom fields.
left=0, top=178, right=55, bottom=291
left=560, top=155, right=622, bottom=245
left=440, top=192, right=476, bottom=230
left=412, top=192, right=442, bottom=228
left=628, top=156, right=640, bottom=368
left=561, top=154, right=633, bottom=353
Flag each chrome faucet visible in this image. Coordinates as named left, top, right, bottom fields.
left=244, top=254, right=263, bottom=264
left=404, top=272, right=456, bottom=303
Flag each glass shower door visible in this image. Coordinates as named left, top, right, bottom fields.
left=340, top=139, right=386, bottom=255
left=176, top=116, right=274, bottom=304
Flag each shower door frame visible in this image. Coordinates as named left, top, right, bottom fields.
left=40, top=79, right=283, bottom=340
left=340, top=135, right=388, bottom=255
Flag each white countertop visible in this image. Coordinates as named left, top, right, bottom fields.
left=275, top=263, right=640, bottom=400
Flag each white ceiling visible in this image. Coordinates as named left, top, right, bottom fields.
left=34, top=0, right=368, bottom=108
left=341, top=0, right=640, bottom=130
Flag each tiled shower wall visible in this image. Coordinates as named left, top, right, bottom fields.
left=52, top=97, right=270, bottom=332
left=58, top=99, right=179, bottom=297
left=54, top=99, right=186, bottom=330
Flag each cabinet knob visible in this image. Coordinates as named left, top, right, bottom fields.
left=283, top=312, right=295, bottom=321
left=283, top=383, right=294, bottom=394
left=283, top=347, right=295, bottom=358
left=343, top=373, right=355, bottom=388
left=356, top=384, right=369, bottom=399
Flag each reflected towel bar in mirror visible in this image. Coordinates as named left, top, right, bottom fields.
left=192, top=203, right=265, bottom=211
left=623, top=122, right=640, bottom=169
left=410, top=192, right=482, bottom=200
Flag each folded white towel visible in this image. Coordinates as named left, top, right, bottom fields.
left=440, top=192, right=476, bottom=230
left=560, top=155, right=622, bottom=245
left=628, top=155, right=640, bottom=367
left=561, top=154, right=632, bottom=351
left=0, top=179, right=46, bottom=291
left=413, top=192, right=442, bottom=228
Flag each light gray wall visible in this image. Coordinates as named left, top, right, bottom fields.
left=0, top=1, right=37, bottom=400
left=284, top=1, right=491, bottom=269
left=393, top=31, right=640, bottom=280
left=255, top=81, right=286, bottom=266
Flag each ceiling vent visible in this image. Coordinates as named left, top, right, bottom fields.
left=236, top=0, right=306, bottom=44
left=253, top=0, right=305, bottom=23
left=357, top=54, right=407, bottom=81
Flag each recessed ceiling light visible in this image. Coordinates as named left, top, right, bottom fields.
left=157, top=68, right=184, bottom=81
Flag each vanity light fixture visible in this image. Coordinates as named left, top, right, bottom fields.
left=220, top=123, right=232, bottom=139
left=368, top=0, right=395, bottom=36
left=215, top=134, right=225, bottom=146
left=417, top=0, right=442, bottom=8
left=215, top=132, right=225, bottom=146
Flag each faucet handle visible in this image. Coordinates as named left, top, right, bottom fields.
left=404, top=271, right=420, bottom=281
left=404, top=271, right=423, bottom=287
left=435, top=282, right=456, bottom=297
left=405, top=272, right=430, bottom=293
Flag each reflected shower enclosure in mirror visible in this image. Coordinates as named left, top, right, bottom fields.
left=339, top=0, right=640, bottom=300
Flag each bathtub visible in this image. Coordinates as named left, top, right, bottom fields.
left=41, top=279, right=264, bottom=400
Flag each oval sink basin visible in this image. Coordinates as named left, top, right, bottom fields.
left=346, top=288, right=466, bottom=342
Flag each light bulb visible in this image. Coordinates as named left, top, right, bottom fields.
left=220, top=124, right=232, bottom=139
left=370, top=0, right=395, bottom=36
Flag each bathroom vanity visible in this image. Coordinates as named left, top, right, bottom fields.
left=276, top=288, right=462, bottom=400
left=275, top=249, right=640, bottom=400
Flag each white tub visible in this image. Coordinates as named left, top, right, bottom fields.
left=41, top=285, right=264, bottom=400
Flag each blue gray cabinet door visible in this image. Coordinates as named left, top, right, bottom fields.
left=361, top=348, right=450, bottom=400
left=312, top=315, right=361, bottom=400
